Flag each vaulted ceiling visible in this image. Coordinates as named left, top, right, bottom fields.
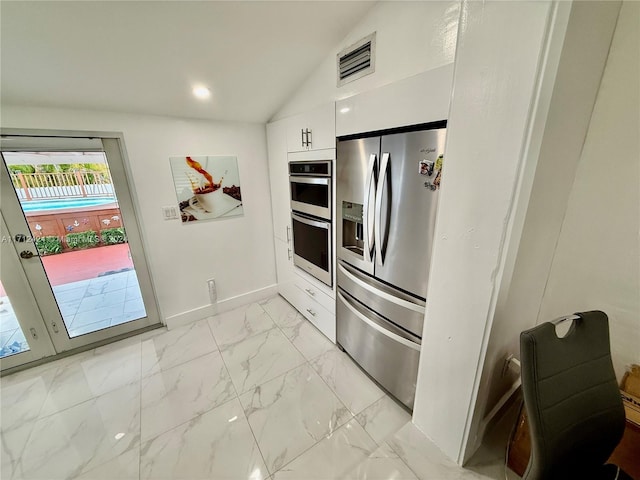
left=0, top=1, right=375, bottom=123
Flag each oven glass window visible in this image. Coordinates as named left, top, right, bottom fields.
left=292, top=218, right=329, bottom=270
left=291, top=182, right=329, bottom=208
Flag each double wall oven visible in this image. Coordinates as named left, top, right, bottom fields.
left=289, top=160, right=332, bottom=286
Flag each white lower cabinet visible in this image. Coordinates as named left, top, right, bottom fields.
left=268, top=101, right=337, bottom=344
left=274, top=237, right=335, bottom=343
left=293, top=279, right=334, bottom=315
left=274, top=236, right=294, bottom=293
left=279, top=269, right=336, bottom=343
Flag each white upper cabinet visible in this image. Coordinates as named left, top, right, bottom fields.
left=286, top=103, right=336, bottom=153
left=335, top=65, right=454, bottom=137
left=266, top=118, right=291, bottom=243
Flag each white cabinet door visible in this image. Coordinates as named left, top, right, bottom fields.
left=267, top=118, right=291, bottom=243
left=285, top=112, right=308, bottom=153
left=274, top=236, right=294, bottom=290
left=286, top=102, right=336, bottom=153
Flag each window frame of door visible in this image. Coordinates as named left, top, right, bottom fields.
left=0, top=128, right=163, bottom=355
left=0, top=214, right=57, bottom=370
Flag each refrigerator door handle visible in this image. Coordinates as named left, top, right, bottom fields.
left=338, top=262, right=425, bottom=314
left=375, top=152, right=389, bottom=266
left=363, top=153, right=377, bottom=262
left=338, top=292, right=421, bottom=351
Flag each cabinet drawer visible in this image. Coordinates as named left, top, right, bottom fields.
left=285, top=282, right=336, bottom=343
left=293, top=275, right=335, bottom=314
left=299, top=297, right=335, bottom=344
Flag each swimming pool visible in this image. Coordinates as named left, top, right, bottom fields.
left=20, top=197, right=118, bottom=212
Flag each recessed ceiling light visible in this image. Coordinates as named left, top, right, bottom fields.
left=193, top=86, right=211, bottom=100
left=340, top=107, right=351, bottom=114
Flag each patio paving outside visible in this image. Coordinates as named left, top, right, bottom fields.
left=0, top=244, right=147, bottom=359
left=54, top=269, right=146, bottom=337
left=0, top=295, right=29, bottom=358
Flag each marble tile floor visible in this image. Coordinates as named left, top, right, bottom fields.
left=0, top=295, right=510, bottom=480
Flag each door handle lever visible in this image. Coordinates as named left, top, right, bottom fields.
left=20, top=250, right=37, bottom=259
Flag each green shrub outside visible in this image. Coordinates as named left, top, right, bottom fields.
left=66, top=230, right=99, bottom=249
left=35, top=228, right=125, bottom=255
left=35, top=236, right=62, bottom=255
left=9, top=165, right=36, bottom=174
left=101, top=227, right=126, bottom=245
left=9, top=165, right=36, bottom=188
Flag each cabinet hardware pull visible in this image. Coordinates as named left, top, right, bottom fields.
left=305, top=129, right=312, bottom=149
left=301, top=129, right=305, bottom=148
left=286, top=226, right=291, bottom=242
left=305, top=288, right=315, bottom=296
left=306, top=308, right=316, bottom=317
left=287, top=248, right=292, bottom=260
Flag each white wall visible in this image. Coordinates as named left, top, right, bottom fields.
left=2, top=106, right=277, bottom=322
left=538, top=1, right=640, bottom=378
left=412, top=0, right=558, bottom=463
left=464, top=0, right=622, bottom=459
left=272, top=1, right=460, bottom=121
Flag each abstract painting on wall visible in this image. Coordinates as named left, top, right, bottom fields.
left=169, top=155, right=243, bottom=223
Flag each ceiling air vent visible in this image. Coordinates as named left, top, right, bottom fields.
left=337, top=32, right=376, bottom=87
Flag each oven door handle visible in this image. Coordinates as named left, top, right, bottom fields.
left=291, top=213, right=330, bottom=230
left=289, top=176, right=330, bottom=185
left=363, top=153, right=376, bottom=263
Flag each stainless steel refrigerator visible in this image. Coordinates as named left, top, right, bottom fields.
left=336, top=124, right=446, bottom=410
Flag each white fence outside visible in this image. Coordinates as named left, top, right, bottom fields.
left=11, top=171, right=115, bottom=201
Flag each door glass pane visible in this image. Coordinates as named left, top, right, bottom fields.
left=3, top=151, right=147, bottom=338
left=0, top=280, right=30, bottom=358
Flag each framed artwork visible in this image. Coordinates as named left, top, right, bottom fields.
left=169, top=155, right=243, bottom=223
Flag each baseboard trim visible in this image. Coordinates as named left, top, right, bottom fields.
left=217, top=284, right=278, bottom=314
left=165, top=304, right=216, bottom=330
left=164, top=284, right=278, bottom=330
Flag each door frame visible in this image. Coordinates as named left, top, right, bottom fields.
left=0, top=128, right=162, bottom=355
left=0, top=214, right=57, bottom=370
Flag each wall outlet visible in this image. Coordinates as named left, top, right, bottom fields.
left=207, top=279, right=217, bottom=304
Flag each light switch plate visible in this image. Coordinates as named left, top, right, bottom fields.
left=162, top=206, right=179, bottom=220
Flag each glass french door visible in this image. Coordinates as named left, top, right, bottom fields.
left=0, top=132, right=160, bottom=370
left=0, top=215, right=56, bottom=369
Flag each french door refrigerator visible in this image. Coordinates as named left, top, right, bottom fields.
left=336, top=124, right=446, bottom=410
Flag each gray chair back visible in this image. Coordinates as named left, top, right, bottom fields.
left=520, top=310, right=625, bottom=479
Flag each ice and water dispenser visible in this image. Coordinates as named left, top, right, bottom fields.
left=341, top=201, right=364, bottom=257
